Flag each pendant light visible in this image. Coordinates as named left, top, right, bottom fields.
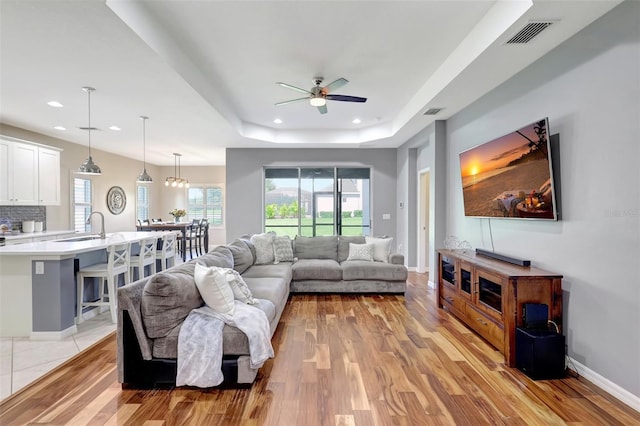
left=77, top=86, right=102, bottom=175
left=165, top=153, right=189, bottom=188
left=136, top=116, right=153, bottom=183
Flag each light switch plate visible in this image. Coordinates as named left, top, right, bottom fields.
left=35, top=261, right=44, bottom=274
left=382, top=213, right=391, bottom=220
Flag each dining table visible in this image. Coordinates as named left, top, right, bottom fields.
left=136, top=222, right=192, bottom=261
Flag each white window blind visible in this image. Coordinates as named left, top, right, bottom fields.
left=73, top=178, right=92, bottom=233
left=187, top=185, right=223, bottom=225
left=136, top=184, right=149, bottom=222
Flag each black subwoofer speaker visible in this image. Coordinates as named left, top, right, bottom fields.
left=516, top=328, right=566, bottom=380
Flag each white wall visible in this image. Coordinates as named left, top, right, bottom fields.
left=226, top=148, right=398, bottom=244
left=403, top=3, right=639, bottom=398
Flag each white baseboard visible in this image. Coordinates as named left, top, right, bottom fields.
left=427, top=280, right=436, bottom=289
left=408, top=266, right=417, bottom=272
left=568, top=357, right=640, bottom=413
left=30, top=325, right=77, bottom=340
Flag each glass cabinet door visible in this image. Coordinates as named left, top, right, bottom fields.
left=475, top=269, right=504, bottom=320
left=459, top=261, right=472, bottom=300
left=440, top=255, right=456, bottom=289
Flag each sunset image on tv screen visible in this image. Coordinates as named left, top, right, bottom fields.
left=459, top=118, right=556, bottom=220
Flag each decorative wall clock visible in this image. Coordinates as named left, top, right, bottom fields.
left=106, top=186, right=126, bottom=215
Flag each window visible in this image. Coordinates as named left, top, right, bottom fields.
left=73, top=177, right=92, bottom=233
left=264, top=167, right=370, bottom=237
left=136, top=184, right=149, bottom=223
left=187, top=185, right=224, bottom=225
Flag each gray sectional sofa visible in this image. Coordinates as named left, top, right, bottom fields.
left=117, top=234, right=406, bottom=389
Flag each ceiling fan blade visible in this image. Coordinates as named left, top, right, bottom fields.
left=325, top=94, right=367, bottom=103
left=275, top=97, right=309, bottom=106
left=322, top=78, right=348, bottom=93
left=276, top=82, right=312, bottom=95
left=317, top=104, right=328, bottom=114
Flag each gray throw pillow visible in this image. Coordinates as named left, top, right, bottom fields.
left=227, top=239, right=254, bottom=274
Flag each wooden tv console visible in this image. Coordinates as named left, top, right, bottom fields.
left=437, top=249, right=563, bottom=367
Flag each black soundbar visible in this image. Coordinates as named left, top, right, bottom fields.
left=476, top=248, right=531, bottom=267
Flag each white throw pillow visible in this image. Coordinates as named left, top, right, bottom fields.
left=223, top=268, right=256, bottom=305
left=273, top=235, right=294, bottom=264
left=365, top=236, right=393, bottom=263
left=250, top=232, right=275, bottom=265
left=194, top=263, right=235, bottom=315
left=346, top=242, right=374, bottom=261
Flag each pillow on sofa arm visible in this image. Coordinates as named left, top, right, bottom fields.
left=194, top=262, right=235, bottom=315
left=365, top=236, right=393, bottom=263
left=346, top=242, right=374, bottom=261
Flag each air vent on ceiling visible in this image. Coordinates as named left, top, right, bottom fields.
left=424, top=107, right=443, bottom=116
left=506, top=21, right=554, bottom=44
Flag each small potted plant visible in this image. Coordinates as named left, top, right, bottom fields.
left=169, top=208, right=187, bottom=223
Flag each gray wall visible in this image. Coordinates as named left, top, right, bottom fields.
left=226, top=148, right=398, bottom=245
left=438, top=3, right=638, bottom=397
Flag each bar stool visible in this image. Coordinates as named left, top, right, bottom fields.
left=77, top=242, right=131, bottom=324
left=129, top=236, right=157, bottom=280
left=156, top=232, right=178, bottom=270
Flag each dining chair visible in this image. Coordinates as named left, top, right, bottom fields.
left=156, top=232, right=178, bottom=270
left=199, top=218, right=209, bottom=255
left=77, top=242, right=131, bottom=324
left=129, top=236, right=157, bottom=280
left=185, top=219, right=202, bottom=259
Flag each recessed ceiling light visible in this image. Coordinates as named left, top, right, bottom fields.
left=53, top=125, right=66, bottom=130
left=352, top=118, right=361, bottom=124
left=273, top=118, right=283, bottom=124
left=108, top=126, right=121, bottom=131
left=47, top=101, right=63, bottom=108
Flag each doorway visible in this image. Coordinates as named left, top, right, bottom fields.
left=418, top=169, right=430, bottom=273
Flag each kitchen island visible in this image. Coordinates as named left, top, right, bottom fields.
left=0, top=231, right=174, bottom=338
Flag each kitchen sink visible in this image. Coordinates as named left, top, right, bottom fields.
left=53, top=235, right=103, bottom=242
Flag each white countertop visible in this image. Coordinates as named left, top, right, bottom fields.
left=0, top=231, right=174, bottom=256
left=1, top=230, right=77, bottom=241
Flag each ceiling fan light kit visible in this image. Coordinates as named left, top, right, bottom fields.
left=276, top=77, right=366, bottom=114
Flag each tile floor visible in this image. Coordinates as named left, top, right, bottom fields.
left=0, top=311, right=115, bottom=401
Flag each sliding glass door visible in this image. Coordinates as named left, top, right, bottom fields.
left=265, top=167, right=370, bottom=236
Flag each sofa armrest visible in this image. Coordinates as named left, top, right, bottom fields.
left=389, top=253, right=404, bottom=265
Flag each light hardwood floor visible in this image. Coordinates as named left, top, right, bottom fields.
left=1, top=272, right=638, bottom=425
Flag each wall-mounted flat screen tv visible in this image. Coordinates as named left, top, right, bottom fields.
left=459, top=118, right=558, bottom=220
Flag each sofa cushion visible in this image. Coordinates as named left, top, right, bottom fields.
left=251, top=232, right=275, bottom=265
left=242, top=277, right=289, bottom=316
left=197, top=245, right=234, bottom=269
left=341, top=260, right=408, bottom=281
left=346, top=243, right=374, bottom=261
left=273, top=235, right=294, bottom=263
left=194, top=263, right=235, bottom=315
left=242, top=263, right=293, bottom=283
left=141, top=271, right=203, bottom=339
left=338, top=236, right=366, bottom=262
left=365, top=236, right=393, bottom=263
left=227, top=239, right=254, bottom=274
left=294, top=235, right=338, bottom=260
left=292, top=259, right=342, bottom=281
left=152, top=298, right=276, bottom=359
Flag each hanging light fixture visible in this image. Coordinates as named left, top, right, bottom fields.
left=165, top=153, right=189, bottom=188
left=77, top=86, right=102, bottom=175
left=136, top=116, right=153, bottom=183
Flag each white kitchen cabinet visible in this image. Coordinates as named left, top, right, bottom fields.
left=37, top=147, right=61, bottom=205
left=0, top=137, right=61, bottom=206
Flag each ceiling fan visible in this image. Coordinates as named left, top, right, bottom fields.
left=275, top=77, right=367, bottom=114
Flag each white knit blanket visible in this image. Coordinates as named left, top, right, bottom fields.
left=176, top=301, right=274, bottom=388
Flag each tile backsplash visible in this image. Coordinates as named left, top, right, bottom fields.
left=0, top=206, right=46, bottom=231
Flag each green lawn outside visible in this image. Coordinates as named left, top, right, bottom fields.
left=266, top=217, right=368, bottom=237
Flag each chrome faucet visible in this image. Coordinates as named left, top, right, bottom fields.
left=86, top=211, right=106, bottom=239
